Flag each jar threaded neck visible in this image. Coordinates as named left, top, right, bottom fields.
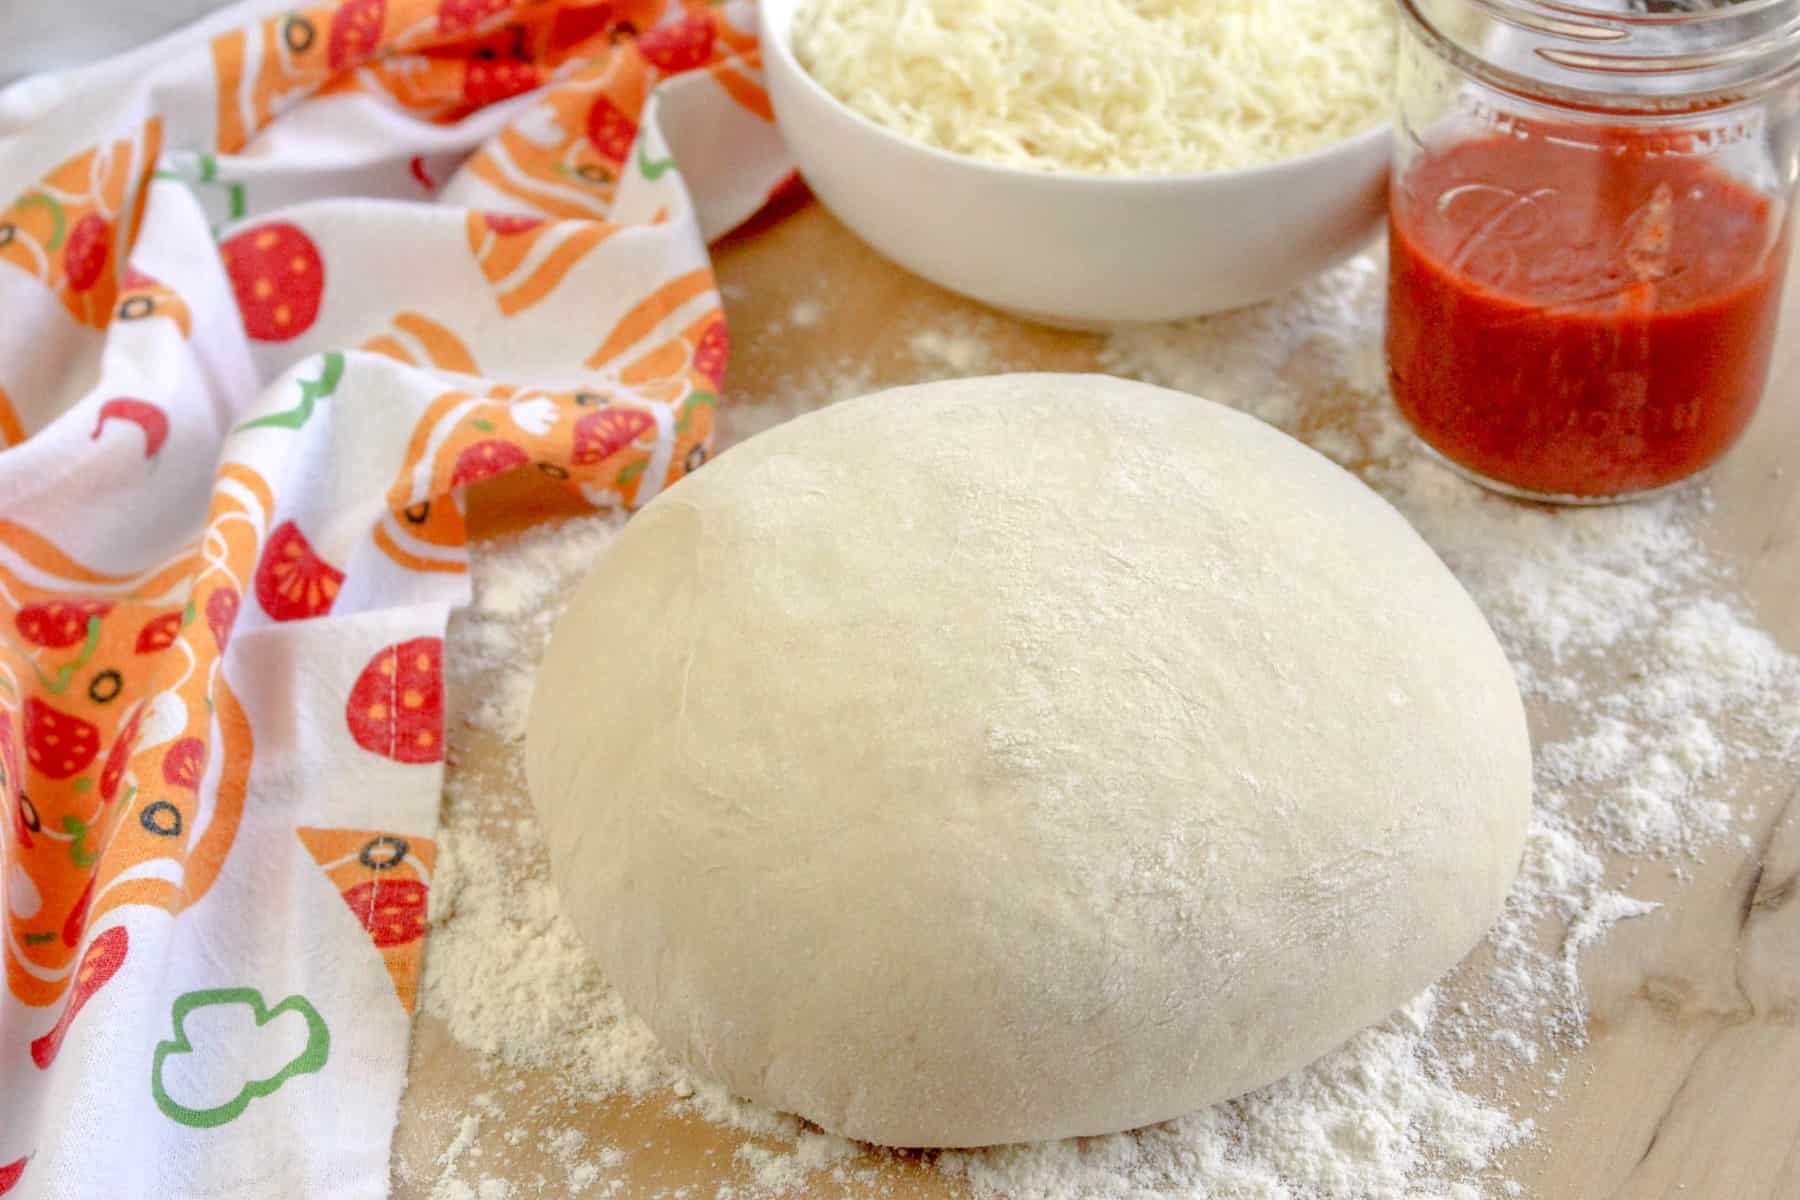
left=1397, top=0, right=1800, bottom=113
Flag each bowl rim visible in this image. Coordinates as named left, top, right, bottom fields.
left=758, top=0, right=1394, bottom=192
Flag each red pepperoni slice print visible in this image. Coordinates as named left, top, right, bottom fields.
left=62, top=876, right=94, bottom=947
left=340, top=878, right=428, bottom=946
left=438, top=0, right=508, bottom=35
left=255, top=520, right=345, bottom=622
left=14, top=597, right=112, bottom=649
left=637, top=14, right=716, bottom=72
left=549, top=3, right=618, bottom=54
left=135, top=610, right=182, bottom=654
left=329, top=0, right=386, bottom=70
left=586, top=96, right=638, bottom=163
left=98, top=703, right=147, bottom=802
left=163, top=736, right=207, bottom=790
left=482, top=211, right=543, bottom=236
left=450, top=439, right=529, bottom=488
left=692, top=319, right=728, bottom=388
left=63, top=214, right=111, bottom=292
left=90, top=398, right=169, bottom=459
left=30, top=927, right=128, bottom=1069
left=463, top=58, right=541, bottom=107
left=345, top=637, right=444, bottom=764
left=206, top=587, right=241, bottom=651
left=23, top=698, right=99, bottom=780
left=573, top=406, right=654, bottom=465
left=220, top=222, right=325, bottom=342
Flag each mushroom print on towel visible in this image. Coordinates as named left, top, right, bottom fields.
left=0, top=3, right=790, bottom=1197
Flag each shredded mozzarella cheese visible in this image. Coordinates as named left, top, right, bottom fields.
left=792, top=0, right=1397, bottom=176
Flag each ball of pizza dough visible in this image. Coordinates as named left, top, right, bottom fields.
left=527, top=373, right=1531, bottom=1148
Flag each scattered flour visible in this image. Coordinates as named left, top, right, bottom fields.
left=444, top=512, right=626, bottom=743
left=427, top=1111, right=518, bottom=1200
left=1562, top=894, right=1663, bottom=973
left=716, top=356, right=873, bottom=447
left=421, top=769, right=674, bottom=1097
left=722, top=306, right=1009, bottom=448
left=414, top=247, right=1799, bottom=1197
left=909, top=328, right=994, bottom=375
left=438, top=1114, right=483, bottom=1169
left=941, top=991, right=1522, bottom=1200
left=737, top=1131, right=862, bottom=1193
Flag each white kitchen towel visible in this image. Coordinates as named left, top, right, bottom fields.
left=0, top=3, right=790, bottom=1195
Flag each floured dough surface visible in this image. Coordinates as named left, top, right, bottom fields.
left=527, top=373, right=1531, bottom=1148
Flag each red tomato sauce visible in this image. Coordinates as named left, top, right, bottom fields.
left=1387, top=133, right=1789, bottom=499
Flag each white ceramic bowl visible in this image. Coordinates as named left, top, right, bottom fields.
left=759, top=0, right=1392, bottom=328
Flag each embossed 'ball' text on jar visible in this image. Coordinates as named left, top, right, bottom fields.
left=1386, top=0, right=1800, bottom=503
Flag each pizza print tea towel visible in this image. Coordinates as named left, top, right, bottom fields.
left=0, top=3, right=790, bottom=1195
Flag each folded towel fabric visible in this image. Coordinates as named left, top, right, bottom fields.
left=0, top=4, right=789, bottom=1196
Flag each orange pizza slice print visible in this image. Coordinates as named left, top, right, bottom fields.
left=465, top=210, right=615, bottom=316
left=0, top=122, right=162, bottom=328
left=296, top=827, right=436, bottom=1013
left=0, top=385, right=25, bottom=447
left=113, top=269, right=192, bottom=337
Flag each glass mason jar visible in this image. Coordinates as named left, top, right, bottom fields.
left=1386, top=0, right=1800, bottom=503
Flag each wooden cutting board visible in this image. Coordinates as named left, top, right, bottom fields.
left=390, top=197, right=1800, bottom=1199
